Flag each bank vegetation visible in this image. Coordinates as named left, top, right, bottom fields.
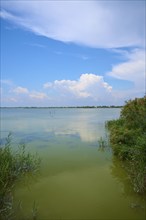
left=107, top=97, right=146, bottom=194
left=0, top=133, right=40, bottom=220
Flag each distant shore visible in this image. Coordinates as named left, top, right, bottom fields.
left=0, top=106, right=123, bottom=109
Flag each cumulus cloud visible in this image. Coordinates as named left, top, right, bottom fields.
left=44, top=73, right=112, bottom=102
left=12, top=86, right=48, bottom=100
left=1, top=81, right=50, bottom=106
left=1, top=1, right=145, bottom=48
left=1, top=64, right=145, bottom=106
left=13, top=87, right=48, bottom=100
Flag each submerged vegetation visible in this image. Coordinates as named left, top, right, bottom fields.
left=0, top=133, right=40, bottom=220
left=107, top=97, right=146, bottom=193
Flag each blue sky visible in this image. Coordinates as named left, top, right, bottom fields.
left=0, top=0, right=145, bottom=106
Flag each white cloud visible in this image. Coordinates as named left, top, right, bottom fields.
left=29, top=92, right=48, bottom=100
left=107, top=49, right=145, bottom=92
left=43, top=82, right=52, bottom=89
left=1, top=1, right=145, bottom=48
left=1, top=81, right=49, bottom=106
left=11, top=85, right=48, bottom=100
left=1, top=59, right=145, bottom=106
left=44, top=73, right=112, bottom=102
left=13, top=86, right=29, bottom=94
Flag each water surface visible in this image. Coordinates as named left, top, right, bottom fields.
left=1, top=108, right=145, bottom=219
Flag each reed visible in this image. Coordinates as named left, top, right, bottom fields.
left=98, top=136, right=109, bottom=152
left=0, top=133, right=40, bottom=219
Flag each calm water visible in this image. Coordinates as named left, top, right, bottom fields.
left=0, top=108, right=145, bottom=220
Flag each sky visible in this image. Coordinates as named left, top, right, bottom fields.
left=0, top=0, right=145, bottom=107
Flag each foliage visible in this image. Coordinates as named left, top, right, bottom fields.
left=107, top=97, right=146, bottom=193
left=0, top=133, right=40, bottom=220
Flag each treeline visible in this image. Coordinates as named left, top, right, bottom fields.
left=107, top=97, right=146, bottom=193
left=1, top=106, right=122, bottom=109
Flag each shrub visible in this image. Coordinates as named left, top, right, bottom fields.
left=107, top=97, right=146, bottom=193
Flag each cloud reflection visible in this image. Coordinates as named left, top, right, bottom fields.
left=1, top=109, right=120, bottom=144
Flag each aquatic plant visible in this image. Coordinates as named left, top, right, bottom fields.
left=98, top=137, right=109, bottom=152
left=32, top=201, right=38, bottom=220
left=0, top=133, right=40, bottom=220
left=107, top=97, right=146, bottom=193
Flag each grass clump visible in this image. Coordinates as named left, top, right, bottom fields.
left=0, top=133, right=40, bottom=219
left=107, top=97, right=146, bottom=194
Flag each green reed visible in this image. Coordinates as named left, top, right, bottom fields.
left=0, top=133, right=40, bottom=220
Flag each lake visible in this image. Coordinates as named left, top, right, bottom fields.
left=0, top=108, right=145, bottom=220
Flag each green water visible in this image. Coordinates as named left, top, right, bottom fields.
left=0, top=108, right=145, bottom=219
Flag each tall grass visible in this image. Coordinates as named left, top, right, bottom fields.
left=0, top=133, right=40, bottom=220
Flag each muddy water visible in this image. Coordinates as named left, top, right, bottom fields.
left=1, top=108, right=145, bottom=219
